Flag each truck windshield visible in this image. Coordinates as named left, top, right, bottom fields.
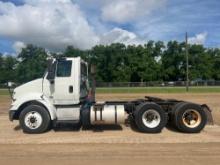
left=80, top=62, right=88, bottom=98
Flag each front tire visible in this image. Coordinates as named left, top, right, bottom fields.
left=19, top=105, right=51, bottom=134
left=134, top=103, right=167, bottom=133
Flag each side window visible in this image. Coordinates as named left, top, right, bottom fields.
left=56, top=60, right=72, bottom=77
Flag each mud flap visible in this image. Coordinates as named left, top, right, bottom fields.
left=201, top=104, right=214, bottom=125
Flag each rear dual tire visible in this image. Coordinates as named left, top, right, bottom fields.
left=134, top=103, right=167, bottom=133
left=172, top=102, right=207, bottom=133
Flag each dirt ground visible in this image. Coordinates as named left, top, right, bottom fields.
left=1, top=93, right=220, bottom=165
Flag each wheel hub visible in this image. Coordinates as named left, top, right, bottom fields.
left=142, top=109, right=161, bottom=128
left=182, top=110, right=202, bottom=128
left=30, top=117, right=37, bottom=123
left=24, top=111, right=43, bottom=129
left=146, top=114, right=154, bottom=121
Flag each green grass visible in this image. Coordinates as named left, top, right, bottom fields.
left=96, top=86, right=220, bottom=93
left=1, top=87, right=220, bottom=95
left=0, top=89, right=10, bottom=95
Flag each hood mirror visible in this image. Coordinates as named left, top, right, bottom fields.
left=7, top=82, right=13, bottom=87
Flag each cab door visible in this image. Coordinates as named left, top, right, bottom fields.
left=53, top=59, right=75, bottom=105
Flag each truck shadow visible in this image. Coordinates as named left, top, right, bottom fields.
left=13, top=125, right=21, bottom=131
left=13, top=124, right=123, bottom=133
left=13, top=121, right=181, bottom=133
left=53, top=123, right=123, bottom=132
left=53, top=123, right=81, bottom=132
left=82, top=125, right=123, bottom=132
left=165, top=124, right=181, bottom=133
left=128, top=117, right=181, bottom=134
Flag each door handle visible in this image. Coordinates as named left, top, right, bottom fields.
left=69, top=86, right=73, bottom=93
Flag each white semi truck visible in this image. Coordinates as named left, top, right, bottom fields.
left=8, top=57, right=213, bottom=134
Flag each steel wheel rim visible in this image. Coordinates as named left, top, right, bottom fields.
left=182, top=109, right=201, bottom=128
left=142, top=110, right=161, bottom=128
left=24, top=111, right=43, bottom=129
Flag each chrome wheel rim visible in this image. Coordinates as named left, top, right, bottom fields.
left=182, top=109, right=201, bottom=128
left=24, top=111, right=43, bottom=129
left=142, top=110, right=161, bottom=128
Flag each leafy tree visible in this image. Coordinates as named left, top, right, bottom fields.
left=16, top=44, right=48, bottom=83
left=189, top=45, right=213, bottom=80
left=64, top=46, right=88, bottom=60
left=208, top=48, right=220, bottom=80
left=0, top=53, right=4, bottom=83
left=0, top=54, right=17, bottom=83
left=140, top=41, right=164, bottom=81
left=161, top=41, right=186, bottom=81
left=2, top=56, right=17, bottom=83
left=1, top=41, right=220, bottom=85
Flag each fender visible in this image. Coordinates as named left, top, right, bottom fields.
left=9, top=92, right=57, bottom=120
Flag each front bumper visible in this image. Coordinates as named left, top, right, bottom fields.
left=9, top=110, right=16, bottom=121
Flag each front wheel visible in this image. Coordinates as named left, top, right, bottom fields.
left=19, top=105, right=51, bottom=134
left=134, top=103, right=167, bottom=133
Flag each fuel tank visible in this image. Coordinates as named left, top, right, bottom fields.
left=90, top=104, right=127, bottom=125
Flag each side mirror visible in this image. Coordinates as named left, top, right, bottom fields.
left=7, top=82, right=15, bottom=100
left=7, top=82, right=14, bottom=87
left=46, top=60, right=56, bottom=82
left=90, top=65, right=96, bottom=75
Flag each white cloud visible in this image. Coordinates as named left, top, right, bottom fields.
left=12, top=41, right=26, bottom=53
left=188, top=32, right=208, bottom=45
left=0, top=0, right=99, bottom=51
left=0, top=0, right=148, bottom=52
left=101, top=0, right=167, bottom=23
left=100, top=28, right=144, bottom=45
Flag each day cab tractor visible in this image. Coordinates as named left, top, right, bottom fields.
left=8, top=57, right=213, bottom=134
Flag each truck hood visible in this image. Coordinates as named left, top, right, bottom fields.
left=13, top=78, right=43, bottom=100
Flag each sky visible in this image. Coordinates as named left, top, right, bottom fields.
left=0, top=0, right=220, bottom=54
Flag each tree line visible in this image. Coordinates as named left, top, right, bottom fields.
left=0, top=41, right=220, bottom=84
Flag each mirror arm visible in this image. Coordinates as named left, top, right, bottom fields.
left=7, top=82, right=13, bottom=100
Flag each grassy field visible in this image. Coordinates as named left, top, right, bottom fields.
left=96, top=86, right=220, bottom=93
left=1, top=86, right=220, bottom=95
left=0, top=89, right=10, bottom=95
